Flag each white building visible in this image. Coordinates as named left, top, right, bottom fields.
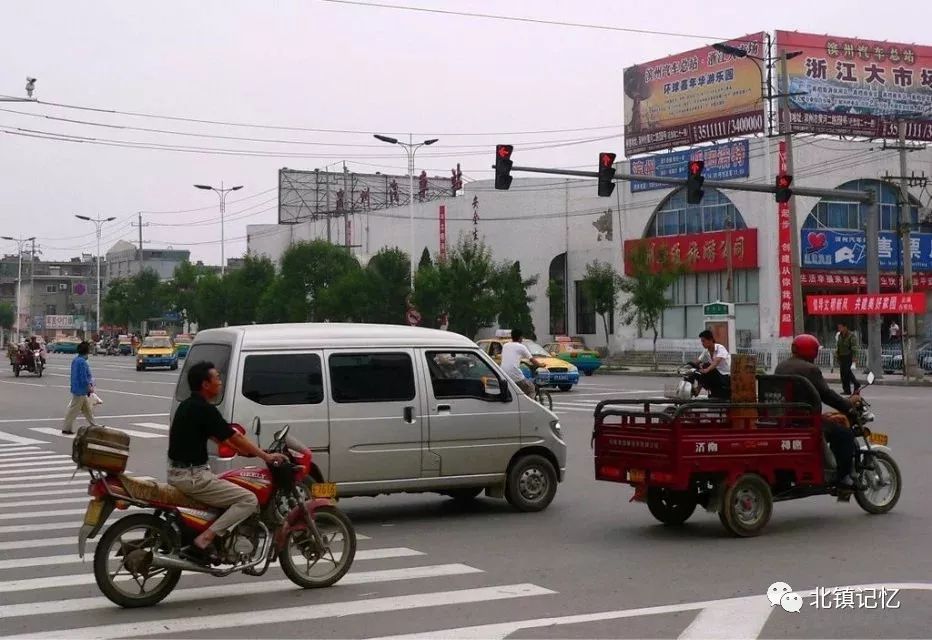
left=105, top=240, right=191, bottom=285
left=248, top=137, right=931, bottom=351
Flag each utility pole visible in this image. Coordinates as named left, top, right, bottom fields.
left=132, top=213, right=150, bottom=275
left=895, top=119, right=922, bottom=382
left=2, top=235, right=36, bottom=343
left=778, top=52, right=805, bottom=335
left=74, top=216, right=116, bottom=337
left=864, top=191, right=883, bottom=378
left=29, top=238, right=37, bottom=334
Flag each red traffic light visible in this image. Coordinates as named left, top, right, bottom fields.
left=496, top=144, right=513, bottom=159
left=688, top=160, right=704, bottom=176
left=600, top=152, right=616, bottom=168
left=777, top=174, right=792, bottom=189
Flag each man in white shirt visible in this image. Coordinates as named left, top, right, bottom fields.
left=695, top=329, right=732, bottom=399
left=500, top=329, right=542, bottom=397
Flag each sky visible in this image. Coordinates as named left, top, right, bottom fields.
left=1, top=0, right=927, bottom=265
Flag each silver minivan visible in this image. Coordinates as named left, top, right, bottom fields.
left=170, top=323, right=566, bottom=512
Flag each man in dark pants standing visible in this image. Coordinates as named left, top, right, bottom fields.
left=835, top=322, right=860, bottom=395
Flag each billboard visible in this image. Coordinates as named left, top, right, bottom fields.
left=776, top=31, right=932, bottom=141
left=807, top=293, right=926, bottom=316
left=801, top=229, right=932, bottom=271
left=629, top=140, right=750, bottom=193
left=623, top=229, right=758, bottom=275
left=45, top=315, right=75, bottom=329
left=624, top=33, right=766, bottom=155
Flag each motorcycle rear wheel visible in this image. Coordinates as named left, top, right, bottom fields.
left=279, top=505, right=356, bottom=588
left=94, top=513, right=182, bottom=608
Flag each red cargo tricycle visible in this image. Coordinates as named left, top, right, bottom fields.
left=592, top=372, right=900, bottom=537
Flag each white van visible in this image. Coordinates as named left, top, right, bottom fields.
left=170, top=323, right=566, bottom=512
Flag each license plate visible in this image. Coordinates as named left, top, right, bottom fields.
left=83, top=499, right=106, bottom=526
left=628, top=469, right=646, bottom=483
left=310, top=482, right=337, bottom=499
left=868, top=431, right=889, bottom=446
left=551, top=375, right=568, bottom=382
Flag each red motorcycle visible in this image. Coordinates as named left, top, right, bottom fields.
left=77, top=422, right=356, bottom=608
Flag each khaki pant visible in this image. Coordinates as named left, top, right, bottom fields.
left=168, top=467, right=258, bottom=536
left=62, top=394, right=98, bottom=432
left=515, top=378, right=536, bottom=398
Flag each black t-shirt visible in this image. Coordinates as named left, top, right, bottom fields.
left=168, top=394, right=235, bottom=465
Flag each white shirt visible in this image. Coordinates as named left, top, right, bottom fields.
left=500, top=341, right=532, bottom=382
left=698, top=343, right=731, bottom=376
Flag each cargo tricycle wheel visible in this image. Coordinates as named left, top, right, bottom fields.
left=719, top=474, right=772, bottom=537
left=646, top=488, right=697, bottom=525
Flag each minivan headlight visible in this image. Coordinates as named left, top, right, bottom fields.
left=549, top=420, right=563, bottom=439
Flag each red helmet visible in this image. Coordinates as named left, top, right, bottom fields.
left=791, top=334, right=821, bottom=362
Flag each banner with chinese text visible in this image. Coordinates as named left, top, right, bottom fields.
left=624, top=33, right=766, bottom=155
left=629, top=140, right=750, bottom=193
left=777, top=141, right=794, bottom=337
left=801, top=271, right=932, bottom=291
left=806, top=293, right=926, bottom=315
left=623, top=229, right=758, bottom=275
left=776, top=31, right=932, bottom=141
left=801, top=228, right=932, bottom=271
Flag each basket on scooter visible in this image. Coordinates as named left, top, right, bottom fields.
left=72, top=425, right=130, bottom=474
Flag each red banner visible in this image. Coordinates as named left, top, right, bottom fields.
left=807, top=293, right=926, bottom=316
left=439, top=205, right=447, bottom=261
left=777, top=141, right=794, bottom=337
left=623, top=229, right=758, bottom=275
left=801, top=271, right=932, bottom=291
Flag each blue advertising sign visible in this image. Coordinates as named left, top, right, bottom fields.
left=801, top=229, right=932, bottom=271
left=629, top=140, right=750, bottom=193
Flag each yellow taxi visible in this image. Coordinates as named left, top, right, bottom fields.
left=136, top=330, right=178, bottom=371
left=543, top=336, right=603, bottom=376
left=477, top=333, right=579, bottom=391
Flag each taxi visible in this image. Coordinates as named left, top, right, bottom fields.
left=136, top=330, right=178, bottom=371
left=543, top=336, right=603, bottom=376
left=478, top=332, right=580, bottom=391
left=174, top=333, right=195, bottom=358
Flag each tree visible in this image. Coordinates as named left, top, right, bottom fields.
left=102, top=278, right=132, bottom=328
left=224, top=255, right=276, bottom=325
left=0, top=302, right=15, bottom=331
left=617, top=245, right=683, bottom=369
left=364, top=248, right=411, bottom=324
left=126, top=269, right=164, bottom=327
left=580, top=260, right=620, bottom=351
left=412, top=256, right=444, bottom=330
left=418, top=247, right=433, bottom=271
left=163, top=260, right=208, bottom=325
left=192, top=273, right=229, bottom=329
left=494, top=261, right=537, bottom=338
left=438, top=239, right=501, bottom=339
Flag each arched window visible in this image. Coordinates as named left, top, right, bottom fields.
left=804, top=179, right=921, bottom=232
left=644, top=187, right=747, bottom=238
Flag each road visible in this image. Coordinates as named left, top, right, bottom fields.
left=0, top=352, right=930, bottom=639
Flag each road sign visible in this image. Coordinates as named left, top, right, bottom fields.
left=406, top=308, right=422, bottom=326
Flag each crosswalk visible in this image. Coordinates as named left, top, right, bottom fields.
left=0, top=441, right=558, bottom=639
left=29, top=421, right=170, bottom=440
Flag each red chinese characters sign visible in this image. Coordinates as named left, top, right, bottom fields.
left=801, top=271, right=932, bottom=291
left=807, top=293, right=927, bottom=316
left=623, top=229, right=758, bottom=274
left=439, top=205, right=447, bottom=261
left=777, top=141, right=794, bottom=338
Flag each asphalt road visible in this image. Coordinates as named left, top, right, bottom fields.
left=0, top=352, right=930, bottom=639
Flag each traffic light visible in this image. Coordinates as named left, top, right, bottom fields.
left=776, top=174, right=793, bottom=203
left=598, top=152, right=617, bottom=197
left=686, top=160, right=705, bottom=204
left=494, top=145, right=514, bottom=190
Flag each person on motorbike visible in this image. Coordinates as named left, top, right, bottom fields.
left=27, top=336, right=46, bottom=366
left=500, top=329, right=543, bottom=397
left=168, top=361, right=289, bottom=559
left=693, top=330, right=732, bottom=400
left=774, top=334, right=859, bottom=489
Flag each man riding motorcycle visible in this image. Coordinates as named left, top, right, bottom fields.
left=774, top=334, right=859, bottom=489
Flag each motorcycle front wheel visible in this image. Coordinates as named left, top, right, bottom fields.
left=93, top=513, right=182, bottom=608
left=279, top=505, right=356, bottom=588
left=855, top=451, right=902, bottom=514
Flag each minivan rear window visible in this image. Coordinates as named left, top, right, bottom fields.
left=175, top=343, right=232, bottom=405
left=329, top=353, right=415, bottom=403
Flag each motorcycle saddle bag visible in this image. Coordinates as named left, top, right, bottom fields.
left=72, top=425, right=130, bottom=474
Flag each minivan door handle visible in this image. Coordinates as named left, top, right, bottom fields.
left=403, top=406, right=415, bottom=423
left=436, top=404, right=451, bottom=414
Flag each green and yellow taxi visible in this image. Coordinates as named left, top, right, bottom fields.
left=477, top=334, right=580, bottom=392
left=174, top=333, right=194, bottom=358
left=544, top=336, right=603, bottom=376
left=136, top=331, right=178, bottom=371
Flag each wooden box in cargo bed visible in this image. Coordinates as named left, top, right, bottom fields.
left=72, top=425, right=130, bottom=474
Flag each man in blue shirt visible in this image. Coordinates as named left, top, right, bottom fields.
left=62, top=341, right=100, bottom=435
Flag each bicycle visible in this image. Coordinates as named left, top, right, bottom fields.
left=527, top=362, right=553, bottom=410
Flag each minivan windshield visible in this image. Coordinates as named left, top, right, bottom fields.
left=175, top=343, right=232, bottom=405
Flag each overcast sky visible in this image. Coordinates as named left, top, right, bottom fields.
left=1, top=0, right=926, bottom=265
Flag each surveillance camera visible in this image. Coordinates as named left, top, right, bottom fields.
left=25, top=77, right=37, bottom=98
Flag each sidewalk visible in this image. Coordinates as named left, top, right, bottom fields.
left=596, top=365, right=932, bottom=387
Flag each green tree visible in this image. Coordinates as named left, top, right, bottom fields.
left=0, top=302, right=16, bottom=332
left=191, top=272, right=228, bottom=329
left=439, top=239, right=501, bottom=339
left=126, top=269, right=164, bottom=326
left=617, top=245, right=683, bottom=369
left=102, top=278, right=132, bottom=328
left=162, top=260, right=207, bottom=325
left=494, top=261, right=537, bottom=337
left=418, top=247, right=433, bottom=271
left=224, top=256, right=276, bottom=325
left=365, top=248, right=411, bottom=324
left=580, top=260, right=620, bottom=351
left=412, top=256, right=444, bottom=329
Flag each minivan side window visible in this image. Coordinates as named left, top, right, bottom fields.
left=329, top=353, right=415, bottom=403
left=175, top=343, right=232, bottom=405
left=426, top=351, right=503, bottom=401
left=242, top=354, right=323, bottom=406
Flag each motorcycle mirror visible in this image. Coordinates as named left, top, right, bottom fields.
left=865, top=371, right=875, bottom=386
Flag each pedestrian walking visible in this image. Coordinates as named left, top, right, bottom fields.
left=888, top=320, right=900, bottom=343
left=62, top=341, right=99, bottom=435
left=835, top=322, right=861, bottom=396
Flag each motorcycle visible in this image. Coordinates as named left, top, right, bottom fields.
left=12, top=348, right=44, bottom=377
left=77, top=421, right=356, bottom=608
left=664, top=362, right=730, bottom=401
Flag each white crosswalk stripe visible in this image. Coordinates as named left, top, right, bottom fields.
left=0, top=444, right=556, bottom=638
left=0, top=430, right=46, bottom=446
left=31, top=426, right=163, bottom=439
left=131, top=422, right=169, bottom=431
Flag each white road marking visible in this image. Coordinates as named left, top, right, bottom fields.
left=0, top=448, right=44, bottom=457
left=0, top=546, right=423, bottom=572
left=0, top=455, right=73, bottom=465
left=0, top=487, right=87, bottom=499
left=0, top=563, right=483, bottom=619
left=0, top=478, right=90, bottom=489
left=0, top=473, right=83, bottom=483
left=43, top=372, right=177, bottom=386
left=0, top=379, right=170, bottom=400
left=31, top=426, right=164, bottom=439
left=551, top=405, right=596, bottom=413
left=0, top=535, right=90, bottom=551
left=131, top=422, right=169, bottom=430
left=678, top=594, right=774, bottom=640
left=0, top=464, right=78, bottom=476
left=0, top=521, right=83, bottom=535
left=0, top=496, right=91, bottom=509
left=0, top=413, right=168, bottom=424
left=0, top=508, right=86, bottom=521
left=4, top=584, right=554, bottom=639
left=0, top=430, right=46, bottom=446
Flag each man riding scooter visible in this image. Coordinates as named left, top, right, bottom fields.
left=775, top=334, right=859, bottom=490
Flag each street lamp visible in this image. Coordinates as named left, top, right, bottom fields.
left=373, top=134, right=439, bottom=287
left=74, top=216, right=116, bottom=337
left=194, top=182, right=243, bottom=276
left=2, top=235, right=36, bottom=343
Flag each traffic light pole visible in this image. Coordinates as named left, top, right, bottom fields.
left=778, top=53, right=805, bottom=336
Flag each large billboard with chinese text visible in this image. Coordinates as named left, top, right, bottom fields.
left=623, top=229, right=758, bottom=275
left=801, top=229, right=932, bottom=271
left=623, top=33, right=766, bottom=156
left=629, top=140, right=750, bottom=193
left=776, top=31, right=932, bottom=141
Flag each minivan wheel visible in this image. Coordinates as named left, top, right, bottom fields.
left=505, top=454, right=557, bottom=512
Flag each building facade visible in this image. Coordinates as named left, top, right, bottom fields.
left=105, top=240, right=191, bottom=285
